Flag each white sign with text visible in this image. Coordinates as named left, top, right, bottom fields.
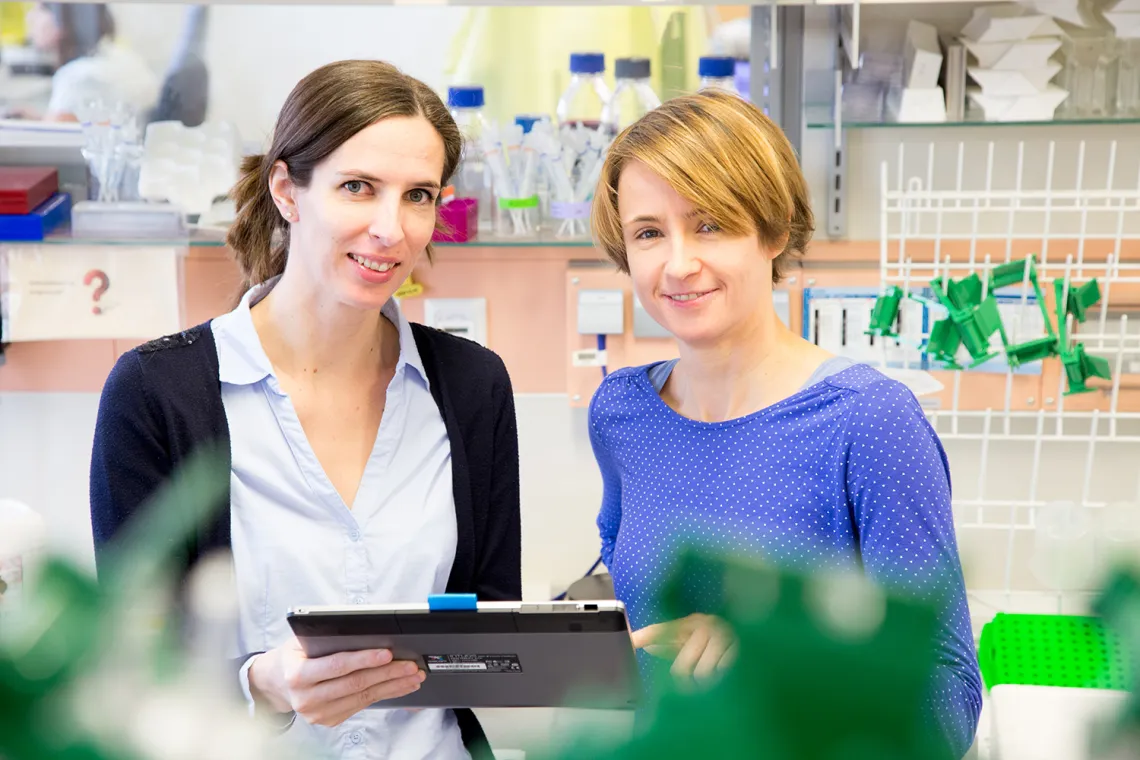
left=1, top=245, right=181, bottom=342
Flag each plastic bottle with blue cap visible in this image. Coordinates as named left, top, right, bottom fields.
left=447, top=85, right=492, bottom=230
left=698, top=56, right=740, bottom=96
left=556, top=52, right=612, bottom=130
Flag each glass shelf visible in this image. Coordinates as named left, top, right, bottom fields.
left=805, top=105, right=1140, bottom=130
left=0, top=227, right=595, bottom=249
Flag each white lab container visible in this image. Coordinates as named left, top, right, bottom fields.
left=964, top=38, right=1062, bottom=70
left=904, top=21, right=944, bottom=89
left=960, top=6, right=1062, bottom=43
left=886, top=86, right=948, bottom=122
left=968, top=63, right=1063, bottom=95
left=0, top=499, right=46, bottom=626
left=1031, top=500, right=1098, bottom=592
left=968, top=85, right=1069, bottom=121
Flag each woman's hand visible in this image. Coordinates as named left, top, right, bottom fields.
left=248, top=637, right=426, bottom=727
left=631, top=613, right=738, bottom=686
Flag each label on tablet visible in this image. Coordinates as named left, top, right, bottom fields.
left=424, top=654, right=522, bottom=673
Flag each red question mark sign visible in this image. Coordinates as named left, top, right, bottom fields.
left=83, top=270, right=110, bottom=315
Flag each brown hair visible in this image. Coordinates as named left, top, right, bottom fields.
left=227, top=60, right=462, bottom=292
left=43, top=3, right=115, bottom=68
left=591, top=89, right=814, bottom=284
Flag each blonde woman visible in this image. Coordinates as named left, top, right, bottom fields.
left=588, top=90, right=981, bottom=757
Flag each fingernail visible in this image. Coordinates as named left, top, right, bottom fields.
left=377, top=650, right=392, bottom=664
left=404, top=663, right=417, bottom=675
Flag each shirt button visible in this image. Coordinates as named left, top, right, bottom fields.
left=349, top=529, right=361, bottom=542
left=350, top=732, right=363, bottom=744
left=353, top=596, right=365, bottom=604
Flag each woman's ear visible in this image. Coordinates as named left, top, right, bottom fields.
left=268, top=160, right=297, bottom=222
left=766, top=230, right=791, bottom=261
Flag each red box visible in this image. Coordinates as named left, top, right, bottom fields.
left=0, top=167, right=59, bottom=215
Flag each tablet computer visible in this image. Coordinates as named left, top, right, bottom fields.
left=286, top=600, right=641, bottom=710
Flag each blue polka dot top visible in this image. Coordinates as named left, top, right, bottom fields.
left=589, top=360, right=983, bottom=757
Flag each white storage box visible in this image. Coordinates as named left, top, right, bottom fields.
left=964, top=37, right=1062, bottom=69
left=969, top=85, right=1068, bottom=121
left=969, top=63, right=1062, bottom=95
left=962, top=5, right=1063, bottom=43
left=904, top=20, right=944, bottom=89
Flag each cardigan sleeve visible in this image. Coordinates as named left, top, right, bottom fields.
left=474, top=354, right=522, bottom=601
left=89, top=350, right=174, bottom=578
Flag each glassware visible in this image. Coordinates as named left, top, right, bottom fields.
left=1061, top=35, right=1118, bottom=118
left=556, top=53, right=611, bottom=130
left=603, top=57, right=661, bottom=133
left=1115, top=39, right=1140, bottom=117
left=448, top=85, right=492, bottom=231
left=1031, top=500, right=1098, bottom=593
left=699, top=56, right=739, bottom=95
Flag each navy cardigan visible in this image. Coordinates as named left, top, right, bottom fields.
left=89, top=321, right=522, bottom=759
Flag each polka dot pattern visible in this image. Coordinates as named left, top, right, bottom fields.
left=588, top=362, right=983, bottom=757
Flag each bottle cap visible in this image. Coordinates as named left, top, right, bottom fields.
left=447, top=86, right=484, bottom=109
left=615, top=57, right=651, bottom=80
left=698, top=56, right=735, bottom=78
left=569, top=53, right=606, bottom=75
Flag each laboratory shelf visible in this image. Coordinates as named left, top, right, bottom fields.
left=0, top=228, right=596, bottom=250
left=805, top=106, right=1140, bottom=131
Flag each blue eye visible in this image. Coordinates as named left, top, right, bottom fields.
left=699, top=221, right=721, bottom=233
left=635, top=228, right=662, bottom=240
left=343, top=180, right=367, bottom=194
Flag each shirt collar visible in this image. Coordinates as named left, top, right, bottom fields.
left=213, top=275, right=428, bottom=389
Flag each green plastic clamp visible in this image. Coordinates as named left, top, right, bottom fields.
left=866, top=286, right=904, bottom=338
left=926, top=317, right=962, bottom=367
left=1005, top=336, right=1060, bottom=369
left=1054, top=278, right=1102, bottom=325
left=987, top=258, right=1039, bottom=292
left=1061, top=343, right=1113, bottom=395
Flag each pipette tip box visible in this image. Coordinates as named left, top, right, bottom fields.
left=0, top=192, right=71, bottom=241
left=0, top=166, right=59, bottom=215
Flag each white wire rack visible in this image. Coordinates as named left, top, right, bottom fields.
left=879, top=139, right=1140, bottom=615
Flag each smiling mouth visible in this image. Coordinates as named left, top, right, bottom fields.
left=349, top=253, right=396, bottom=273
left=665, top=290, right=714, bottom=302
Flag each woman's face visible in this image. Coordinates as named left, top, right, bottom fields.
left=618, top=160, right=779, bottom=350
left=273, top=116, right=444, bottom=312
left=26, top=5, right=61, bottom=55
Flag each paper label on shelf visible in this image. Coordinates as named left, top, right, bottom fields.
left=573, top=349, right=608, bottom=367
left=550, top=202, right=591, bottom=220
left=0, top=244, right=180, bottom=342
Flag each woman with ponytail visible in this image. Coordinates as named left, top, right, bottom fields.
left=89, top=60, right=520, bottom=760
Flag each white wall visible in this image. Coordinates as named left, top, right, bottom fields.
left=109, top=3, right=469, bottom=144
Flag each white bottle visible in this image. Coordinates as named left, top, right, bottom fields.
left=0, top=499, right=46, bottom=624
left=448, top=85, right=492, bottom=230
left=603, top=57, right=661, bottom=133
left=698, top=56, right=739, bottom=95
left=556, top=53, right=612, bottom=130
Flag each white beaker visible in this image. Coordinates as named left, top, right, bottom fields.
left=0, top=499, right=46, bottom=628
left=1100, top=501, right=1140, bottom=572
left=1031, top=500, right=1098, bottom=593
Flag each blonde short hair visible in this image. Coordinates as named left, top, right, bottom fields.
left=591, top=89, right=814, bottom=284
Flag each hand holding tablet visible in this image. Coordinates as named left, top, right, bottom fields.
left=248, top=636, right=426, bottom=726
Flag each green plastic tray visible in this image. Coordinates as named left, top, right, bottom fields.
left=978, top=613, right=1131, bottom=691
